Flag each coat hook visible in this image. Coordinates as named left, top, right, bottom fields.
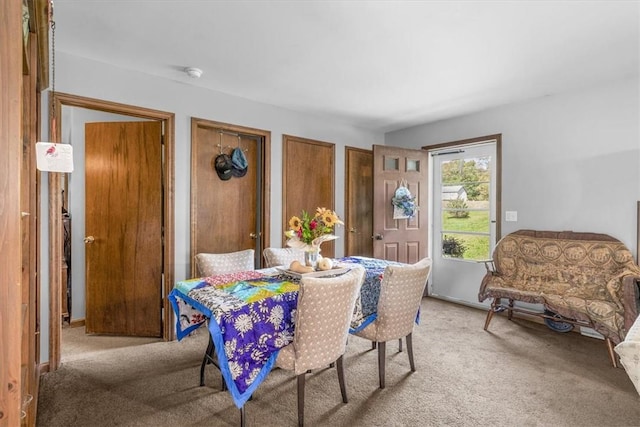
left=218, top=133, right=224, bottom=154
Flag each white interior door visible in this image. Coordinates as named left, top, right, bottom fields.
left=430, top=142, right=497, bottom=306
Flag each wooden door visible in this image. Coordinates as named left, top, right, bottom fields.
left=85, top=121, right=163, bottom=337
left=372, top=145, right=428, bottom=263
left=283, top=135, right=335, bottom=257
left=345, top=147, right=373, bottom=257
left=191, top=122, right=264, bottom=275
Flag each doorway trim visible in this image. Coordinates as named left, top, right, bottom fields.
left=189, top=117, right=271, bottom=275
left=423, top=134, right=502, bottom=302
left=49, top=92, right=175, bottom=370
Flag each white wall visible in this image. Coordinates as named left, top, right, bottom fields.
left=39, top=52, right=383, bottom=362
left=386, top=77, right=640, bottom=257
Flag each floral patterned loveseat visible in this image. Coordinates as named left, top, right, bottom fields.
left=478, top=229, right=640, bottom=366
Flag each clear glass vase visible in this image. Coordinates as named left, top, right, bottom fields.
left=304, top=246, right=320, bottom=270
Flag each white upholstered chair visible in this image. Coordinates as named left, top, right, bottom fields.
left=263, top=247, right=306, bottom=268
left=614, top=314, right=640, bottom=396
left=195, top=249, right=255, bottom=388
left=246, top=266, right=365, bottom=427
left=353, top=257, right=432, bottom=389
left=194, top=248, right=255, bottom=277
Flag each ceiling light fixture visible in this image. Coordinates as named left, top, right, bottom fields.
left=184, top=67, right=203, bottom=78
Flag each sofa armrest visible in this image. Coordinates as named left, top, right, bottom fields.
left=478, top=259, right=498, bottom=275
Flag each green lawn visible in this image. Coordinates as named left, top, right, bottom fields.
left=442, top=210, right=490, bottom=260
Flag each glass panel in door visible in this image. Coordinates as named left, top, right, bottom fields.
left=431, top=142, right=496, bottom=305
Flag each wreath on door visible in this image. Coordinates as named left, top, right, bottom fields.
left=391, top=180, right=418, bottom=219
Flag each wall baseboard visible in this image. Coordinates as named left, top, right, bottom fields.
left=68, top=318, right=85, bottom=328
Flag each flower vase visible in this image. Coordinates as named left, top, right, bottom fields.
left=304, top=246, right=320, bottom=270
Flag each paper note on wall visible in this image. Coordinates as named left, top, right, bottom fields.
left=36, top=142, right=74, bottom=173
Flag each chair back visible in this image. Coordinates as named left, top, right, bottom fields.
left=291, top=266, right=365, bottom=374
left=374, top=258, right=432, bottom=342
left=194, top=249, right=255, bottom=277
left=263, top=247, right=306, bottom=268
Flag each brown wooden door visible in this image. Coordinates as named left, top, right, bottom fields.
left=85, top=121, right=163, bottom=337
left=283, top=135, right=335, bottom=257
left=191, top=125, right=262, bottom=274
left=345, top=147, right=373, bottom=257
left=372, top=145, right=428, bottom=263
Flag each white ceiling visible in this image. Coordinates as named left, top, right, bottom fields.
left=53, top=1, right=639, bottom=133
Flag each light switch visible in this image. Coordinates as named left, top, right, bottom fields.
left=505, top=211, right=518, bottom=222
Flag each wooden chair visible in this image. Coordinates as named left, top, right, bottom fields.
left=353, top=258, right=432, bottom=389
left=243, top=266, right=365, bottom=427
left=263, top=247, right=305, bottom=268
left=195, top=249, right=255, bottom=388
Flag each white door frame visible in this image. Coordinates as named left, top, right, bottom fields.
left=427, top=136, right=501, bottom=308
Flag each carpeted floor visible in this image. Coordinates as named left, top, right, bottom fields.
left=38, top=298, right=640, bottom=426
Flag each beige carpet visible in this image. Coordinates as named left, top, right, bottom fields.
left=37, top=298, right=640, bottom=426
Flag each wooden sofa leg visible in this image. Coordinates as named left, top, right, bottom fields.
left=606, top=338, right=618, bottom=368
left=507, top=299, right=514, bottom=320
left=484, top=299, right=499, bottom=331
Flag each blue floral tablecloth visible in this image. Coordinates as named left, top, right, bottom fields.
left=169, top=257, right=403, bottom=408
left=169, top=273, right=298, bottom=407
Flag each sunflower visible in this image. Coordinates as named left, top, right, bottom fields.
left=316, top=207, right=330, bottom=217
left=321, top=211, right=338, bottom=227
left=288, top=216, right=302, bottom=231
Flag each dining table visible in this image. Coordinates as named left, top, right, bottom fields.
left=168, top=256, right=402, bottom=409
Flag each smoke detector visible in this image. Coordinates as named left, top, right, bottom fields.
left=184, top=67, right=203, bottom=78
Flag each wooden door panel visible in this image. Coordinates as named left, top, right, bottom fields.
left=283, top=135, right=335, bottom=257
left=373, top=145, right=428, bottom=264
left=345, top=147, right=373, bottom=257
left=85, top=121, right=163, bottom=337
left=191, top=122, right=262, bottom=276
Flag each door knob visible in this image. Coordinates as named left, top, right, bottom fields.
left=372, top=234, right=384, bottom=240
left=349, top=228, right=357, bottom=233
left=249, top=232, right=261, bottom=239
left=84, top=236, right=95, bottom=244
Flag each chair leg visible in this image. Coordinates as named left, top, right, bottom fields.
left=605, top=337, right=618, bottom=368
left=406, top=332, right=416, bottom=372
left=240, top=405, right=246, bottom=427
left=297, top=373, right=306, bottom=427
left=200, top=334, right=215, bottom=386
left=398, top=338, right=403, bottom=352
left=336, top=355, right=348, bottom=403
left=200, top=334, right=227, bottom=391
left=377, top=341, right=386, bottom=389
left=507, top=299, right=514, bottom=320
left=371, top=341, right=376, bottom=350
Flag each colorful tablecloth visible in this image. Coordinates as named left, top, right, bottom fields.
left=169, top=257, right=403, bottom=408
left=169, top=271, right=298, bottom=408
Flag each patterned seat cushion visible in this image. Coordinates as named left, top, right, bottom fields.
left=195, top=249, right=255, bottom=277
left=354, top=258, right=431, bottom=343
left=275, top=266, right=365, bottom=374
left=263, top=247, right=306, bottom=268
